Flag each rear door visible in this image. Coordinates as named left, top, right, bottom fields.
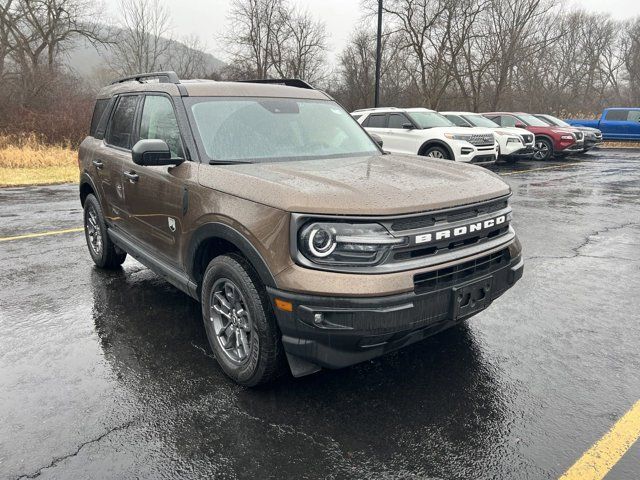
left=362, top=113, right=389, bottom=145
left=100, top=94, right=142, bottom=230
left=626, top=110, right=640, bottom=140
left=120, top=93, right=191, bottom=265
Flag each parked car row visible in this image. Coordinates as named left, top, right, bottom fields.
left=352, top=107, right=603, bottom=164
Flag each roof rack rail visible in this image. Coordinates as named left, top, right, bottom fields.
left=238, top=78, right=314, bottom=90
left=110, top=71, right=180, bottom=85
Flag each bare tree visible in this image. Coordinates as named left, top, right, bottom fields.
left=168, top=34, right=208, bottom=78
left=0, top=0, right=104, bottom=105
left=270, top=8, right=328, bottom=83
left=108, top=0, right=172, bottom=75
left=224, top=0, right=283, bottom=79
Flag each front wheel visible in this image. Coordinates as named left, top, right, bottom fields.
left=533, top=138, right=553, bottom=161
left=421, top=146, right=451, bottom=160
left=201, top=254, right=285, bottom=386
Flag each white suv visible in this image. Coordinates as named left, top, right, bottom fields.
left=352, top=107, right=497, bottom=165
left=441, top=111, right=535, bottom=163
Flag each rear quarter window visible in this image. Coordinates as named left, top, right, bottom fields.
left=89, top=99, right=109, bottom=137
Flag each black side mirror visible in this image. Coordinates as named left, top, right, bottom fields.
left=402, top=123, right=414, bottom=130
left=370, top=133, right=384, bottom=148
left=132, top=139, right=182, bottom=166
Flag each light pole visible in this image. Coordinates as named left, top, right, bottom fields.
left=374, top=0, right=382, bottom=107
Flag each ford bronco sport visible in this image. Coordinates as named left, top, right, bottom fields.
left=79, top=71, right=523, bottom=386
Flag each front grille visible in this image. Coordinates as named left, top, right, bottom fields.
left=414, top=249, right=510, bottom=294
left=390, top=198, right=508, bottom=232
left=468, top=134, right=495, bottom=146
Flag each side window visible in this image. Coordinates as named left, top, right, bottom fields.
left=139, top=95, right=184, bottom=159
left=90, top=99, right=109, bottom=137
left=351, top=114, right=362, bottom=121
left=445, top=115, right=468, bottom=127
left=627, top=110, right=640, bottom=122
left=500, top=116, right=518, bottom=128
left=364, top=114, right=387, bottom=128
left=605, top=109, right=630, bottom=121
left=106, top=95, right=139, bottom=149
left=388, top=113, right=409, bottom=129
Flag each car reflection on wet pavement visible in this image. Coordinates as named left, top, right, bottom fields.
left=1, top=149, right=639, bottom=479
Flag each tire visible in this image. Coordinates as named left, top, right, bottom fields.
left=533, top=137, right=553, bottom=161
left=201, top=254, right=285, bottom=386
left=83, top=194, right=127, bottom=269
left=421, top=146, right=451, bottom=160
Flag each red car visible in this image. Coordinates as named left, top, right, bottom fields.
left=483, top=112, right=582, bottom=161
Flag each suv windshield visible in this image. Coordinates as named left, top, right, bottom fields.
left=463, top=115, right=500, bottom=128
left=518, top=114, right=549, bottom=127
left=186, top=97, right=380, bottom=163
left=408, top=111, right=454, bottom=129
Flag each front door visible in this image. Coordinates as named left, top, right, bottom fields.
left=120, top=93, right=190, bottom=266
left=385, top=113, right=418, bottom=154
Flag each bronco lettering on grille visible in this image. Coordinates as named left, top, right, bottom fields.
left=414, top=215, right=506, bottom=244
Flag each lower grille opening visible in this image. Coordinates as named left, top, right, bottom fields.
left=413, top=249, right=510, bottom=294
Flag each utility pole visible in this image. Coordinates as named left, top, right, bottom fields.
left=374, top=0, right=382, bottom=107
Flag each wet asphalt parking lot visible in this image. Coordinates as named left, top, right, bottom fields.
left=1, top=150, right=639, bottom=480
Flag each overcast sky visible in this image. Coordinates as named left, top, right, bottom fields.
left=101, top=0, right=640, bottom=64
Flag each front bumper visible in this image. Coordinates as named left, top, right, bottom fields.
left=558, top=140, right=585, bottom=154
left=454, top=141, right=497, bottom=165
left=268, top=249, right=523, bottom=376
left=502, top=145, right=535, bottom=159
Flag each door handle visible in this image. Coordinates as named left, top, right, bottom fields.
left=123, top=170, right=139, bottom=183
left=92, top=159, right=104, bottom=169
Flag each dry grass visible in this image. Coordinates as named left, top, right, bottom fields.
left=601, top=141, right=640, bottom=148
left=0, top=134, right=78, bottom=187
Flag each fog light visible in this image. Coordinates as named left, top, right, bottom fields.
left=313, top=313, right=324, bottom=325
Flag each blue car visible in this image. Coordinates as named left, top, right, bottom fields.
left=566, top=108, right=640, bottom=141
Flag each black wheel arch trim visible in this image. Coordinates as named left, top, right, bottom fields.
left=187, top=222, right=278, bottom=291
left=418, top=140, right=455, bottom=160
left=79, top=172, right=100, bottom=205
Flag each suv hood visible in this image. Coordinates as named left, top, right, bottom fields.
left=428, top=126, right=494, bottom=135
left=199, top=154, right=510, bottom=215
left=495, top=127, right=528, bottom=137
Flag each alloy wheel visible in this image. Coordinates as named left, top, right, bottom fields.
left=533, top=141, right=550, bottom=160
left=210, top=278, right=254, bottom=364
left=426, top=149, right=445, bottom=159
left=86, top=205, right=103, bottom=256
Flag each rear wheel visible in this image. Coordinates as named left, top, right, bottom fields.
left=533, top=138, right=553, bottom=161
left=421, top=146, right=451, bottom=160
left=201, top=254, right=285, bottom=386
left=83, top=194, right=127, bottom=269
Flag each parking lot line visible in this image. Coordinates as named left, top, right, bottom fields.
left=0, top=227, right=84, bottom=242
left=559, top=400, right=640, bottom=480
left=500, top=162, right=583, bottom=176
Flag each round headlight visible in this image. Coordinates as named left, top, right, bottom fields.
left=308, top=227, right=336, bottom=257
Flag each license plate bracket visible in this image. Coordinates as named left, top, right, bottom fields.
left=452, top=276, right=493, bottom=320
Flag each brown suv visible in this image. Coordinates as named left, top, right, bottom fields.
left=79, top=71, right=523, bottom=386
